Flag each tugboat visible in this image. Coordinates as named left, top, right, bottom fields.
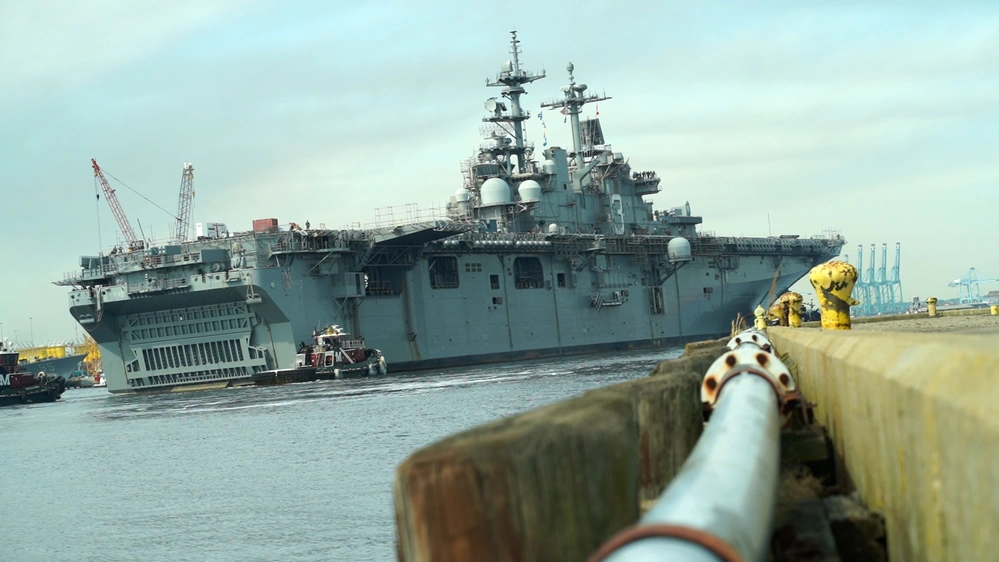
left=1, top=339, right=67, bottom=406
left=250, top=325, right=386, bottom=386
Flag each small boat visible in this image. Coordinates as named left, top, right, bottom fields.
left=251, top=325, right=386, bottom=386
left=93, top=371, right=107, bottom=388
left=66, top=369, right=96, bottom=389
left=1, top=340, right=67, bottom=406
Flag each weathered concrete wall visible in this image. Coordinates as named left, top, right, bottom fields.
left=768, top=327, right=999, bottom=562
left=393, top=355, right=706, bottom=562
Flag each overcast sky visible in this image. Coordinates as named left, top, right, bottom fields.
left=2, top=0, right=997, bottom=345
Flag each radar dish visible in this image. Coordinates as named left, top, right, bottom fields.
left=485, top=98, right=498, bottom=112
left=480, top=178, right=513, bottom=207
left=518, top=180, right=542, bottom=203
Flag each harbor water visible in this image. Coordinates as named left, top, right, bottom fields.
left=1, top=347, right=681, bottom=562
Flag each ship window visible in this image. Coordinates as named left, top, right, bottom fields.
left=513, top=257, right=544, bottom=289
left=557, top=273, right=566, bottom=288
left=464, top=263, right=482, bottom=273
left=429, top=257, right=460, bottom=289
left=490, top=274, right=500, bottom=290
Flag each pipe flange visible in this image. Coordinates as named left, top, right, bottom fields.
left=725, top=329, right=772, bottom=352
left=701, top=347, right=795, bottom=409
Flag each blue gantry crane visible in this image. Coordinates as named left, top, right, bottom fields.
left=948, top=268, right=998, bottom=304
left=850, top=242, right=904, bottom=316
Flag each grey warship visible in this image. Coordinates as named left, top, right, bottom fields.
left=56, top=33, right=845, bottom=394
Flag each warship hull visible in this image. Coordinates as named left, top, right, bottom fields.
left=64, top=241, right=833, bottom=395
left=16, top=353, right=87, bottom=380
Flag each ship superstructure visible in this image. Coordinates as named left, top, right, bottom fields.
left=56, top=33, right=844, bottom=394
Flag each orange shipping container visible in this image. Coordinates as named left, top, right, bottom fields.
left=253, top=218, right=278, bottom=232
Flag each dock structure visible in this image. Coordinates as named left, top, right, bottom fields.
left=393, top=308, right=999, bottom=561
left=766, top=319, right=999, bottom=562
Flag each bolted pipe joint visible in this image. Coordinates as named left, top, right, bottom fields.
left=808, top=260, right=859, bottom=330
left=726, top=329, right=773, bottom=352
left=701, top=344, right=796, bottom=413
left=591, top=328, right=788, bottom=562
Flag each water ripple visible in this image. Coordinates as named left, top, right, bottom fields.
left=0, top=347, right=680, bottom=562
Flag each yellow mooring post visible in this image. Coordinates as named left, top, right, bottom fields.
left=777, top=292, right=804, bottom=328
left=768, top=300, right=790, bottom=326
left=927, top=297, right=938, bottom=317
left=754, top=305, right=767, bottom=330
left=808, top=260, right=859, bottom=330
left=991, top=304, right=998, bottom=316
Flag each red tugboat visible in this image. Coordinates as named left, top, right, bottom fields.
left=250, top=325, right=386, bottom=386
left=0, top=340, right=67, bottom=407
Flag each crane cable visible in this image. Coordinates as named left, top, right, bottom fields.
left=102, top=167, right=178, bottom=221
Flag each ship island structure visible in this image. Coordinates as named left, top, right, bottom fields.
left=55, top=33, right=845, bottom=394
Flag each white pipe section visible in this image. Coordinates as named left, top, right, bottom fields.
left=600, top=374, right=781, bottom=562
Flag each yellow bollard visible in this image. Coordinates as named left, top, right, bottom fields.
left=991, top=304, right=998, bottom=316
left=776, top=292, right=804, bottom=328
left=808, top=260, right=859, bottom=330
left=768, top=300, right=790, bottom=327
left=927, top=297, right=938, bottom=317
left=754, top=305, right=767, bottom=330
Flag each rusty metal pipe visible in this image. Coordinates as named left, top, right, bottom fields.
left=593, top=374, right=781, bottom=562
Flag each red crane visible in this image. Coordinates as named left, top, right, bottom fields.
left=91, top=158, right=143, bottom=250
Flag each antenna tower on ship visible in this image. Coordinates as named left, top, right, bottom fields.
left=540, top=63, right=611, bottom=169
left=483, top=31, right=545, bottom=173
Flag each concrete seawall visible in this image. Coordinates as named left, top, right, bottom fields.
left=393, top=345, right=724, bottom=562
left=768, top=325, right=999, bottom=561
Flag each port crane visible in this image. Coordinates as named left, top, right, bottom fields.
left=175, top=163, right=195, bottom=243
left=948, top=268, right=998, bottom=303
left=91, top=158, right=144, bottom=251
left=850, top=243, right=904, bottom=315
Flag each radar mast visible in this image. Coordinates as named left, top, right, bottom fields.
left=484, top=31, right=545, bottom=173
left=540, top=63, right=611, bottom=169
